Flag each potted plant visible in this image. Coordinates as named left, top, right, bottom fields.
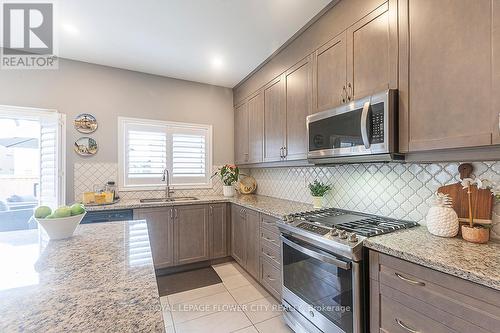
left=308, top=180, right=331, bottom=209
left=213, top=164, right=240, bottom=197
left=460, top=177, right=498, bottom=243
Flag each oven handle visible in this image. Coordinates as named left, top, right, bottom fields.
left=360, top=101, right=371, bottom=149
left=280, top=235, right=351, bottom=270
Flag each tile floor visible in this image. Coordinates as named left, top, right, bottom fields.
left=159, top=261, right=293, bottom=333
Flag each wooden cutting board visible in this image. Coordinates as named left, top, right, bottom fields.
left=438, top=163, right=493, bottom=221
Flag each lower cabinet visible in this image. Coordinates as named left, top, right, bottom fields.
left=135, top=203, right=229, bottom=269
left=231, top=205, right=247, bottom=267
left=370, top=250, right=500, bottom=333
left=230, top=205, right=260, bottom=279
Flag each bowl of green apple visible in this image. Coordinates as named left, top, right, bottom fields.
left=33, top=204, right=86, bottom=240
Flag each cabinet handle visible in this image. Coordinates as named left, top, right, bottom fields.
left=209, top=205, right=213, bottom=216
left=266, top=275, right=277, bottom=282
left=262, top=236, right=276, bottom=243
left=170, top=209, right=173, bottom=219
left=263, top=252, right=276, bottom=260
left=395, top=272, right=425, bottom=286
left=347, top=83, right=353, bottom=101
left=174, top=208, right=178, bottom=219
left=283, top=146, right=287, bottom=158
left=395, top=319, right=419, bottom=333
left=341, top=85, right=347, bottom=103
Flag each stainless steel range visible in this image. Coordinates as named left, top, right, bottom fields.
left=278, top=208, right=418, bottom=333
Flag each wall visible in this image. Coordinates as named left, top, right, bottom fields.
left=0, top=59, right=234, bottom=202
left=249, top=162, right=500, bottom=239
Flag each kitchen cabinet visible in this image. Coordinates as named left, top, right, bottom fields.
left=263, top=75, right=286, bottom=162
left=370, top=250, right=500, bottom=333
left=259, top=214, right=282, bottom=299
left=313, top=32, right=347, bottom=112
left=209, top=203, right=228, bottom=259
left=174, top=205, right=210, bottom=265
left=284, top=55, right=313, bottom=161
left=493, top=0, right=500, bottom=145
left=134, top=207, right=174, bottom=269
left=231, top=205, right=247, bottom=266
left=247, top=90, right=264, bottom=163
left=400, top=0, right=495, bottom=152
left=234, top=101, right=249, bottom=164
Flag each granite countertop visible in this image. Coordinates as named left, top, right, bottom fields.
left=0, top=221, right=165, bottom=332
left=86, top=194, right=314, bottom=219
left=364, top=226, right=500, bottom=291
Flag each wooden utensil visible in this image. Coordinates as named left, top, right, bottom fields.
left=438, top=163, right=493, bottom=221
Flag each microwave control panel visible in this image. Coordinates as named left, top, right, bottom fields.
left=371, top=103, right=385, bottom=144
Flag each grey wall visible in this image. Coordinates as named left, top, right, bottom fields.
left=0, top=59, right=234, bottom=202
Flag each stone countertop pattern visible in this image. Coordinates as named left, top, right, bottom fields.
left=0, top=221, right=165, bottom=332
left=364, top=226, right=500, bottom=291
left=85, top=194, right=314, bottom=219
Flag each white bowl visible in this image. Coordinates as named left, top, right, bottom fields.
left=35, top=212, right=86, bottom=240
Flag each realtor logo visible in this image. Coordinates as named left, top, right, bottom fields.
left=1, top=2, right=58, bottom=69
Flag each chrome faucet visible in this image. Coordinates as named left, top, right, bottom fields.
left=161, top=168, right=174, bottom=199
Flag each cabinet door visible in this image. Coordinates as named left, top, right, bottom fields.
left=245, top=209, right=260, bottom=279
left=234, top=102, right=249, bottom=164
left=231, top=205, right=246, bottom=266
left=209, top=203, right=228, bottom=259
left=263, top=75, right=286, bottom=162
left=248, top=91, right=264, bottom=163
left=174, top=205, right=209, bottom=265
left=493, top=0, right=500, bottom=145
left=401, top=0, right=493, bottom=151
left=284, top=56, right=313, bottom=161
left=134, top=207, right=173, bottom=269
left=314, top=32, right=347, bottom=112
left=346, top=0, right=398, bottom=100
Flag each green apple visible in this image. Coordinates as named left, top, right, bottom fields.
left=45, top=214, right=56, bottom=219
left=70, top=203, right=86, bottom=216
left=53, top=206, right=72, bottom=218
left=34, top=206, right=52, bottom=219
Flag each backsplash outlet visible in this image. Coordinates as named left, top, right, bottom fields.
left=249, top=162, right=500, bottom=239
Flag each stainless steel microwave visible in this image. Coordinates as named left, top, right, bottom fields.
left=307, top=89, right=402, bottom=163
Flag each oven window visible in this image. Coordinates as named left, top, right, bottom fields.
left=283, top=241, right=353, bottom=333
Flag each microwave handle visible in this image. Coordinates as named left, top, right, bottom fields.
left=281, top=235, right=351, bottom=270
left=361, top=101, right=371, bottom=149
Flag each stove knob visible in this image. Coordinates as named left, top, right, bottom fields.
left=338, top=230, right=348, bottom=239
left=348, top=233, right=359, bottom=243
left=328, top=227, right=339, bottom=237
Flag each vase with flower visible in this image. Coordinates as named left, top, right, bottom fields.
left=212, top=164, right=240, bottom=197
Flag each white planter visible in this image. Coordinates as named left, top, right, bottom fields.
left=223, top=185, right=235, bottom=197
left=35, top=212, right=86, bottom=240
left=312, top=196, right=323, bottom=209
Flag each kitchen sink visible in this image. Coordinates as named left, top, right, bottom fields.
left=139, top=197, right=198, bottom=203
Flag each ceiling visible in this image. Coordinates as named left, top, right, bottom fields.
left=55, top=0, right=332, bottom=88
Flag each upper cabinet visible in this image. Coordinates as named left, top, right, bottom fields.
left=247, top=91, right=264, bottom=164
left=400, top=0, right=496, bottom=152
left=263, top=75, right=286, bottom=162
left=234, top=101, right=249, bottom=164
left=284, top=55, right=313, bottom=160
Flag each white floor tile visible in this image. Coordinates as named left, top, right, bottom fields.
left=254, top=315, right=293, bottom=333
left=232, top=326, right=259, bottom=333
left=212, top=261, right=246, bottom=278
left=165, top=325, right=176, bottom=333
left=167, top=283, right=226, bottom=305
left=222, top=274, right=256, bottom=290
left=170, top=291, right=239, bottom=324
left=175, top=310, right=252, bottom=333
left=162, top=307, right=175, bottom=327
left=229, top=283, right=270, bottom=305
left=242, top=296, right=281, bottom=324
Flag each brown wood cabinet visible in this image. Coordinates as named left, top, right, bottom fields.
left=174, top=205, right=210, bottom=265
left=231, top=205, right=247, bottom=266
left=370, top=250, right=500, bottom=333
left=493, top=0, right=500, bottom=145
left=400, top=0, right=496, bottom=152
left=247, top=91, right=264, bottom=163
left=284, top=55, right=313, bottom=161
left=263, top=75, right=286, bottom=162
left=234, top=101, right=249, bottom=164
left=134, top=207, right=174, bottom=269
left=209, top=203, right=228, bottom=259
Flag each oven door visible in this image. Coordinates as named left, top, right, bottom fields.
left=307, top=89, right=395, bottom=159
left=281, top=235, right=361, bottom=333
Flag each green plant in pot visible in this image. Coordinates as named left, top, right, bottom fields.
left=212, top=164, right=240, bottom=197
left=308, top=180, right=331, bottom=209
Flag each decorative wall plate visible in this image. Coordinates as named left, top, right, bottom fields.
left=74, top=137, right=98, bottom=156
left=74, top=113, right=98, bottom=133
left=239, top=176, right=257, bottom=194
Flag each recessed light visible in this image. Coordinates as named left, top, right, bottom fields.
left=62, top=23, right=79, bottom=36
left=211, top=56, right=224, bottom=69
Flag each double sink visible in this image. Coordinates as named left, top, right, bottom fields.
left=139, top=196, right=198, bottom=203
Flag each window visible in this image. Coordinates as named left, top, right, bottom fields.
left=118, top=117, right=212, bottom=190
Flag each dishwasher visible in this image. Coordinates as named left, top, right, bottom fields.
left=81, top=209, right=134, bottom=224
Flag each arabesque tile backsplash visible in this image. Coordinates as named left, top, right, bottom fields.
left=248, top=162, right=500, bottom=239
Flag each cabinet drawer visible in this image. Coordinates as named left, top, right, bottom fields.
left=381, top=294, right=454, bottom=333
left=260, top=257, right=281, bottom=299
left=378, top=253, right=500, bottom=332
left=260, top=214, right=280, bottom=233
left=261, top=243, right=281, bottom=266
left=260, top=227, right=280, bottom=249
